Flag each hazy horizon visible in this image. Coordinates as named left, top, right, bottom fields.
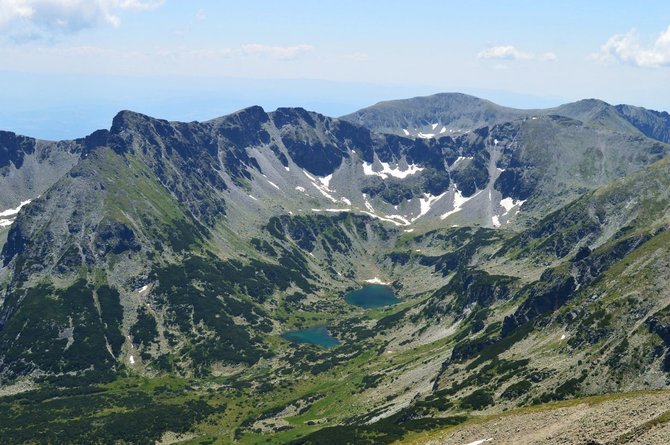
left=2, top=0, right=670, bottom=139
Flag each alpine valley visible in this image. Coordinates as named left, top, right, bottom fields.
left=2, top=93, right=670, bottom=444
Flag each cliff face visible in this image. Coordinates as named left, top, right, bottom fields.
left=1, top=94, right=670, bottom=444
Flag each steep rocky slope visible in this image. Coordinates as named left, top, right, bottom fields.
left=0, top=131, right=82, bottom=234
left=0, top=94, right=670, bottom=444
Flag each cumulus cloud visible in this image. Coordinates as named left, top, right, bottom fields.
left=477, top=45, right=557, bottom=62
left=241, top=43, right=314, bottom=61
left=478, top=45, right=531, bottom=60
left=596, top=25, right=670, bottom=67
left=0, top=0, right=164, bottom=38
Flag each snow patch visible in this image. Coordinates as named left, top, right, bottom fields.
left=440, top=189, right=483, bottom=220
left=500, top=197, right=526, bottom=215
left=417, top=132, right=435, bottom=139
left=129, top=355, right=135, bottom=365
left=295, top=186, right=306, bottom=192
left=404, top=228, right=415, bottom=233
left=248, top=195, right=258, bottom=201
left=340, top=197, right=352, bottom=206
left=385, top=214, right=411, bottom=225
left=402, top=129, right=410, bottom=136
left=284, top=166, right=290, bottom=171
left=431, top=123, right=438, bottom=130
left=0, top=199, right=31, bottom=225
left=464, top=439, right=493, bottom=445
left=439, top=126, right=447, bottom=134
left=363, top=194, right=375, bottom=213
left=412, top=192, right=447, bottom=222
left=137, top=285, right=148, bottom=294
left=317, top=174, right=332, bottom=188
left=358, top=194, right=411, bottom=226
left=561, top=334, right=566, bottom=340
left=452, top=156, right=474, bottom=167
left=303, top=170, right=316, bottom=181
left=360, top=211, right=407, bottom=227
left=304, top=170, right=338, bottom=203
left=492, top=215, right=501, bottom=228
left=365, top=277, right=390, bottom=285
left=362, top=161, right=424, bottom=179
left=267, top=179, right=280, bottom=190
left=0, top=199, right=31, bottom=218
left=494, top=138, right=499, bottom=146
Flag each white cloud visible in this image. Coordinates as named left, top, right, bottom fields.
left=477, top=45, right=557, bottom=62
left=116, top=0, right=163, bottom=10
left=194, top=8, right=206, bottom=21
left=0, top=0, right=33, bottom=26
left=0, top=0, right=164, bottom=38
left=241, top=43, right=314, bottom=61
left=478, top=45, right=531, bottom=60
left=596, top=25, right=670, bottom=67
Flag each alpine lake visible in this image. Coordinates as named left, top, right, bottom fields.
left=282, top=284, right=399, bottom=348
left=344, top=284, right=400, bottom=308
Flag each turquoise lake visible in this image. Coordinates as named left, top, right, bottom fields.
left=345, top=284, right=400, bottom=308
left=281, top=325, right=340, bottom=348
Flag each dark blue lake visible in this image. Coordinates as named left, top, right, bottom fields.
left=345, top=284, right=400, bottom=308
left=281, top=325, right=340, bottom=348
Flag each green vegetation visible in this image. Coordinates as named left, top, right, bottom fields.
left=501, top=379, right=532, bottom=399
left=130, top=306, right=159, bottom=349
left=4, top=100, right=670, bottom=444
left=97, top=285, right=125, bottom=357
left=0, top=281, right=120, bottom=380
left=289, top=414, right=467, bottom=445
left=460, top=389, right=494, bottom=410
left=0, top=379, right=222, bottom=444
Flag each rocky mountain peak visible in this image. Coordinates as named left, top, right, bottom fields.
left=2, top=93, right=670, bottom=444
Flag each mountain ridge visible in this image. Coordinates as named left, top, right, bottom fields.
left=341, top=92, right=670, bottom=144
left=2, top=92, right=670, bottom=443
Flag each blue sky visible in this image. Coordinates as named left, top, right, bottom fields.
left=1, top=0, right=670, bottom=139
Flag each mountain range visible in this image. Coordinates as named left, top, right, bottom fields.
left=1, top=93, right=670, bottom=444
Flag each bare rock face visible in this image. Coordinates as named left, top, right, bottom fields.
left=0, top=131, right=81, bottom=210
left=1, top=93, right=670, bottom=443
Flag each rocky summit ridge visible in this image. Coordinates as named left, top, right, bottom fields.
left=1, top=93, right=670, bottom=444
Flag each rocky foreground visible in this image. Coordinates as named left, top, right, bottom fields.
left=411, top=391, right=670, bottom=445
